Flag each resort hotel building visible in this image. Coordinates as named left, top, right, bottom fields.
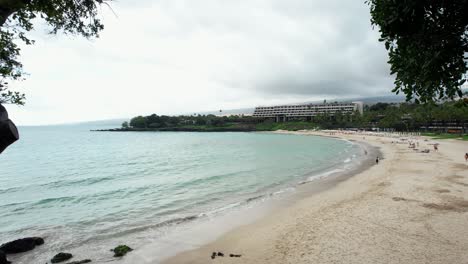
left=253, top=102, right=364, bottom=122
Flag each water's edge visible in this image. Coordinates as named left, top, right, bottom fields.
left=3, top=132, right=377, bottom=264
left=128, top=135, right=381, bottom=264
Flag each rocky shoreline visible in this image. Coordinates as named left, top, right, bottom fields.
left=0, top=237, right=132, bottom=264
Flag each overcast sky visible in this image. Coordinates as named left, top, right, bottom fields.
left=7, top=0, right=395, bottom=125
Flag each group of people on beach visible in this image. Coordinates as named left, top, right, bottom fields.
left=324, top=129, right=468, bottom=164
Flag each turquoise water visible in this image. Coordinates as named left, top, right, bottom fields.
left=0, top=125, right=359, bottom=263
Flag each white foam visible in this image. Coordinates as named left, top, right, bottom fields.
left=200, top=201, right=242, bottom=217
left=272, top=187, right=295, bottom=195
left=307, top=168, right=344, bottom=182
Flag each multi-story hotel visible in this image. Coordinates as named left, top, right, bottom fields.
left=253, top=102, right=363, bottom=122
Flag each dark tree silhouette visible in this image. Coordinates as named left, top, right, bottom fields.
left=368, top=0, right=468, bottom=103
left=0, top=0, right=109, bottom=105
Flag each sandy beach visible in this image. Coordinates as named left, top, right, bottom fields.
left=164, top=130, right=468, bottom=264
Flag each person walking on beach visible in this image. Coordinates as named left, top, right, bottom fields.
left=465, top=153, right=468, bottom=162
left=376, top=157, right=379, bottom=164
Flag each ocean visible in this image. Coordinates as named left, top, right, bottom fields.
left=0, top=124, right=362, bottom=263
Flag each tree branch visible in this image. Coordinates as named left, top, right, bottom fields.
left=0, top=0, right=30, bottom=27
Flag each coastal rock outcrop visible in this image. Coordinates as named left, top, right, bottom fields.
left=0, top=237, right=44, bottom=254
left=67, top=259, right=91, bottom=264
left=112, top=245, right=133, bottom=257
left=51, top=252, right=73, bottom=263
left=0, top=250, right=11, bottom=264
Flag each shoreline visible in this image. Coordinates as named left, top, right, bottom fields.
left=144, top=132, right=380, bottom=264
left=119, top=132, right=376, bottom=264
left=162, top=130, right=468, bottom=264
left=4, top=131, right=370, bottom=264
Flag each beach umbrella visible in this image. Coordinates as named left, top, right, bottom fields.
left=0, top=104, right=19, bottom=154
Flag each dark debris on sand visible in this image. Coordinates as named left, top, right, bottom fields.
left=211, top=251, right=242, bottom=259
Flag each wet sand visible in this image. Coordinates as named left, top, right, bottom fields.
left=163, top=130, right=468, bottom=264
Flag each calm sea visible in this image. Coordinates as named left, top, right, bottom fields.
left=0, top=124, right=360, bottom=263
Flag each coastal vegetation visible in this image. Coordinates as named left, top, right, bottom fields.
left=113, top=101, right=468, bottom=134
left=421, top=133, right=468, bottom=141
left=355, top=100, right=468, bottom=132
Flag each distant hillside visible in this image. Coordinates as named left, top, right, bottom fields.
left=342, top=95, right=407, bottom=104
left=200, top=108, right=256, bottom=116
left=77, top=118, right=128, bottom=127
left=200, top=95, right=407, bottom=116
left=85, top=95, right=408, bottom=125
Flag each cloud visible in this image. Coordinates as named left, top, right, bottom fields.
left=7, top=0, right=394, bottom=125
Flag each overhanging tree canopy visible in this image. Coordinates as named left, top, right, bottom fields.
left=0, top=0, right=108, bottom=105
left=368, top=0, right=468, bottom=103
left=1, top=1, right=466, bottom=105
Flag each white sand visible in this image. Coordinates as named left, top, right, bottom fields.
left=164, top=131, right=468, bottom=264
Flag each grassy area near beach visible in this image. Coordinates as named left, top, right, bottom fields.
left=421, top=133, right=468, bottom=141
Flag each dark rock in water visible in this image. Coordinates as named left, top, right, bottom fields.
left=217, top=252, right=224, bottom=257
left=211, top=252, right=216, bottom=259
left=229, top=254, right=242, bottom=257
left=0, top=237, right=44, bottom=254
left=51, top=252, right=73, bottom=263
left=34, top=237, right=44, bottom=245
left=112, top=245, right=133, bottom=257
left=67, top=259, right=91, bottom=264
left=0, top=250, right=11, bottom=264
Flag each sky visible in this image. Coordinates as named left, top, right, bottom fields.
left=7, top=0, right=395, bottom=125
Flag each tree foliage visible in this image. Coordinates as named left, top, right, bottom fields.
left=368, top=0, right=468, bottom=103
left=129, top=116, right=146, bottom=128
left=356, top=101, right=468, bottom=132
left=0, top=0, right=108, bottom=105
left=126, top=114, right=262, bottom=129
